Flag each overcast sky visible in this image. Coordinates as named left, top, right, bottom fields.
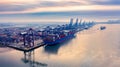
left=0, top=0, right=120, bottom=23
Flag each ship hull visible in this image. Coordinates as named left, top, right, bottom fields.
left=44, top=34, right=75, bottom=46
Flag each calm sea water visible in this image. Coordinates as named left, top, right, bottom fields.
left=0, top=24, right=120, bottom=67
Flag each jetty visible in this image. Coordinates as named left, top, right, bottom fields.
left=7, top=40, right=45, bottom=52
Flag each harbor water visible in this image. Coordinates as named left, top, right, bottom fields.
left=0, top=24, right=120, bottom=67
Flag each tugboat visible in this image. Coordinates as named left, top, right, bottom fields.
left=100, top=26, right=106, bottom=30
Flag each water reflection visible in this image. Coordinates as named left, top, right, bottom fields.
left=21, top=51, right=47, bottom=67
left=44, top=36, right=75, bottom=54
left=44, top=44, right=60, bottom=54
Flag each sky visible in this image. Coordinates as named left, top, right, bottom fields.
left=0, top=0, right=120, bottom=23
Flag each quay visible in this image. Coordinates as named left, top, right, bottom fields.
left=6, top=40, right=45, bottom=52
left=7, top=42, right=45, bottom=52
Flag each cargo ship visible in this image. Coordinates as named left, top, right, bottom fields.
left=42, top=30, right=75, bottom=45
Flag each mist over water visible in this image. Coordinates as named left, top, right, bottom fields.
left=0, top=24, right=120, bottom=67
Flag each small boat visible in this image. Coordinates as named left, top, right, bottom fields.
left=100, top=26, right=106, bottom=30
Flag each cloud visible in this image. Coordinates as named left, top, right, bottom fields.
left=0, top=0, right=86, bottom=11
left=0, top=0, right=120, bottom=23
left=0, top=10, right=120, bottom=23
left=91, top=0, right=120, bottom=5
left=0, top=0, right=120, bottom=14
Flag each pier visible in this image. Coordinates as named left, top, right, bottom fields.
left=7, top=40, right=45, bottom=52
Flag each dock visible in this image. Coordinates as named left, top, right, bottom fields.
left=6, top=40, right=45, bottom=52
